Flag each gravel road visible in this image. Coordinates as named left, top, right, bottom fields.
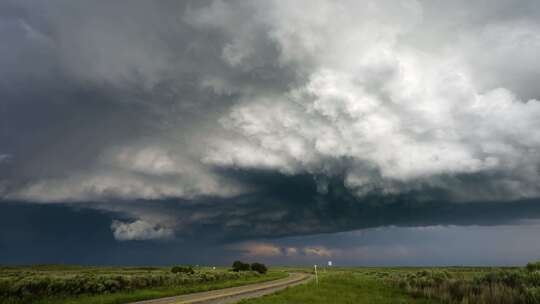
left=129, top=272, right=312, bottom=304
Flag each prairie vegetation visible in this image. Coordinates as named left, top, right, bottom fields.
left=384, top=265, right=540, bottom=303
left=0, top=264, right=283, bottom=304
left=242, top=264, right=540, bottom=304
left=3, top=264, right=540, bottom=304
left=170, top=265, right=195, bottom=274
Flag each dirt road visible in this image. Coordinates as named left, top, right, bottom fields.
left=129, top=272, right=312, bottom=304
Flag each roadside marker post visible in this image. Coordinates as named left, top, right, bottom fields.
left=314, top=264, right=319, bottom=287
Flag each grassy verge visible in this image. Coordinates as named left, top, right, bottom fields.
left=4, top=271, right=287, bottom=304
left=238, top=270, right=435, bottom=304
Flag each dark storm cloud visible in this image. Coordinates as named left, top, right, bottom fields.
left=2, top=0, right=540, bottom=262
left=229, top=224, right=540, bottom=266
left=0, top=0, right=306, bottom=204
left=96, top=171, right=540, bottom=242
left=0, top=202, right=243, bottom=265
left=0, top=202, right=119, bottom=264
left=4, top=174, right=540, bottom=265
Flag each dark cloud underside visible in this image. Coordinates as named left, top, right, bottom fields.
left=1, top=0, right=540, bottom=265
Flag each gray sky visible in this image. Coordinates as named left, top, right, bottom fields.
left=1, top=0, right=540, bottom=265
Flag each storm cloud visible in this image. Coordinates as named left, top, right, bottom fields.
left=1, top=0, right=540, bottom=264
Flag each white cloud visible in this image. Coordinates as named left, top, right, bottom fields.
left=231, top=242, right=337, bottom=258
left=111, top=219, right=174, bottom=241
left=303, top=246, right=336, bottom=258
left=111, top=146, right=179, bottom=175
left=458, top=20, right=540, bottom=99
left=9, top=144, right=243, bottom=202
left=203, top=0, right=540, bottom=201
left=231, top=242, right=283, bottom=257
left=10, top=173, right=190, bottom=202
left=4, top=0, right=540, bottom=206
left=285, top=247, right=298, bottom=256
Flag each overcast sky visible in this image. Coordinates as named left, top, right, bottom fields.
left=1, top=0, right=540, bottom=266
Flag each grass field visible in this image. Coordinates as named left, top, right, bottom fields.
left=0, top=265, right=286, bottom=304
left=3, top=264, right=540, bottom=304
left=239, top=269, right=434, bottom=304
left=241, top=266, right=540, bottom=304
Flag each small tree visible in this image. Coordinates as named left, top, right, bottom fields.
left=527, top=261, right=540, bottom=272
left=251, top=262, right=268, bottom=274
left=232, top=260, right=250, bottom=272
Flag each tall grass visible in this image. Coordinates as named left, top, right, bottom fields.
left=386, top=268, right=540, bottom=304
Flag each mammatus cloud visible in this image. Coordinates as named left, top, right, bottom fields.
left=111, top=219, right=174, bottom=241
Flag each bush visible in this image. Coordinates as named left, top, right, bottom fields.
left=526, top=287, right=540, bottom=303
left=386, top=268, right=540, bottom=304
left=250, top=263, right=267, bottom=274
left=527, top=261, right=540, bottom=272
left=0, top=269, right=260, bottom=303
left=232, top=261, right=251, bottom=272
left=171, top=266, right=195, bottom=275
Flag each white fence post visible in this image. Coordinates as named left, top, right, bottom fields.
left=314, top=264, right=319, bottom=287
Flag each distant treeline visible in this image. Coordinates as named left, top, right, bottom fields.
left=232, top=261, right=268, bottom=274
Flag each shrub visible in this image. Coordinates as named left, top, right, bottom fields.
left=386, top=268, right=540, bottom=304
left=527, top=261, right=540, bottom=273
left=232, top=261, right=251, bottom=272
left=0, top=269, right=260, bottom=302
left=250, top=263, right=267, bottom=274
left=526, top=287, right=540, bottom=303
left=171, top=266, right=195, bottom=275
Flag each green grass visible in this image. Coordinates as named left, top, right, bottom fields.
left=240, top=266, right=540, bottom=304
left=5, top=265, right=538, bottom=304
left=239, top=270, right=436, bottom=304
